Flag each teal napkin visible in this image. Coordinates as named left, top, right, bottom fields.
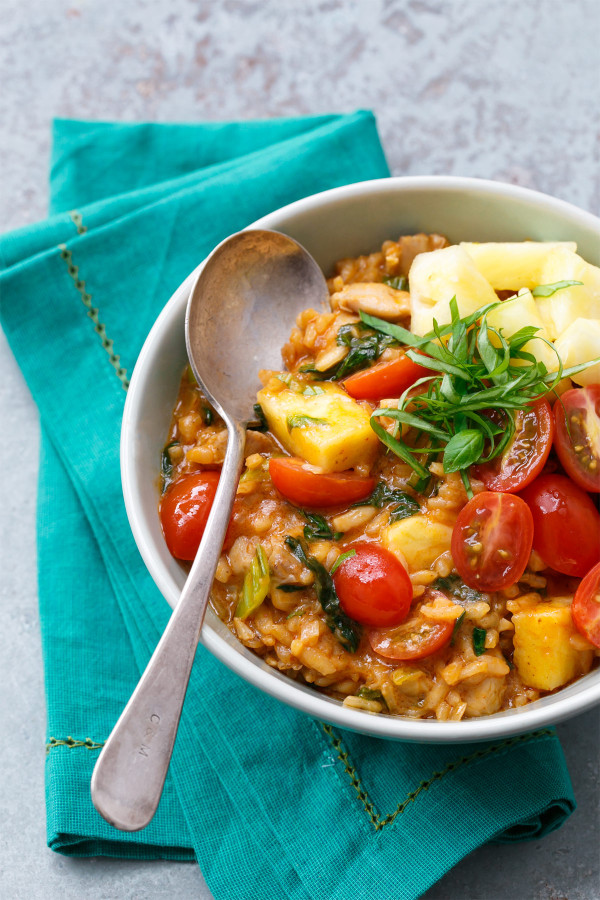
left=0, top=113, right=575, bottom=900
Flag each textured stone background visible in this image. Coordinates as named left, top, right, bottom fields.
left=1, top=1, right=599, bottom=898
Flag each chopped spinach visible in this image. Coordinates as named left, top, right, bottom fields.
left=354, top=481, right=420, bottom=522
left=250, top=403, right=268, bottom=432
left=333, top=325, right=398, bottom=380
left=433, top=574, right=485, bottom=605
left=302, top=511, right=342, bottom=543
left=160, top=441, right=179, bottom=491
left=285, top=536, right=361, bottom=652
left=472, top=627, right=487, bottom=656
left=277, top=583, right=306, bottom=593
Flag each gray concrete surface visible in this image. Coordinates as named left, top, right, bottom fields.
left=1, top=1, right=599, bottom=898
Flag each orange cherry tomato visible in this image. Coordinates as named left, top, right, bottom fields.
left=160, top=472, right=219, bottom=560
left=333, top=543, right=412, bottom=627
left=553, top=384, right=600, bottom=493
left=473, top=399, right=554, bottom=493
left=343, top=353, right=430, bottom=400
left=520, top=474, right=600, bottom=577
left=268, top=457, right=375, bottom=507
left=451, top=492, right=533, bottom=591
left=368, top=599, right=454, bottom=660
left=572, top=561, right=600, bottom=648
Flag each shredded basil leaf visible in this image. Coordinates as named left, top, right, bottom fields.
left=443, top=429, right=485, bottom=473
left=472, top=627, right=487, bottom=656
left=330, top=549, right=357, bottom=575
left=354, top=480, right=420, bottom=522
left=532, top=280, right=583, bottom=297
left=285, top=536, right=361, bottom=652
left=287, top=414, right=327, bottom=431
left=382, top=274, right=408, bottom=291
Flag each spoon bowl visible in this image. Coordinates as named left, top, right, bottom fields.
left=91, top=229, right=329, bottom=831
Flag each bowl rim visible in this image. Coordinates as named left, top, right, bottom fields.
left=122, top=174, right=600, bottom=742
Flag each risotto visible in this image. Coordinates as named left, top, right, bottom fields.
left=159, top=234, right=600, bottom=721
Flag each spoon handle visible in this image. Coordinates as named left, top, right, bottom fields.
left=91, top=419, right=246, bottom=831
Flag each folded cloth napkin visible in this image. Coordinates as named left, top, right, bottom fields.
left=0, top=113, right=575, bottom=900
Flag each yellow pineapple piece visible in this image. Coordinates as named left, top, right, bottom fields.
left=553, top=318, right=600, bottom=386
left=256, top=375, right=378, bottom=472
left=535, top=247, right=600, bottom=340
left=512, top=598, right=594, bottom=691
left=487, top=289, right=557, bottom=371
left=408, top=245, right=498, bottom=336
left=382, top=514, right=453, bottom=573
left=461, top=241, right=576, bottom=290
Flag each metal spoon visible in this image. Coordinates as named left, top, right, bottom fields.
left=91, top=229, right=329, bottom=831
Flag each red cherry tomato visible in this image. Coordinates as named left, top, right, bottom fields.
left=572, top=561, right=600, bottom=648
left=451, top=492, right=533, bottom=591
left=160, top=472, right=219, bottom=560
left=553, top=384, right=600, bottom=493
left=519, top=474, right=600, bottom=577
left=268, top=457, right=375, bottom=507
left=332, top=543, right=412, bottom=627
left=368, top=598, right=454, bottom=660
left=473, top=399, right=554, bottom=493
left=343, top=353, right=430, bottom=400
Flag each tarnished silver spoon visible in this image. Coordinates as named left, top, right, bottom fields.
left=91, top=230, right=329, bottom=832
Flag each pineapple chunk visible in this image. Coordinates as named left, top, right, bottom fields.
left=409, top=245, right=498, bottom=336
left=512, top=598, right=594, bottom=691
left=535, top=247, right=600, bottom=340
left=461, top=241, right=577, bottom=290
left=487, top=289, right=557, bottom=371
left=553, top=318, right=600, bottom=386
left=256, top=376, right=378, bottom=472
left=382, top=514, right=453, bottom=573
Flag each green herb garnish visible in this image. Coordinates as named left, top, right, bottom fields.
left=251, top=403, right=268, bottom=432
left=287, top=414, right=328, bottom=431
left=285, top=536, right=361, bottom=652
left=201, top=406, right=213, bottom=426
left=450, top=610, right=466, bottom=645
left=354, top=480, right=420, bottom=522
left=302, top=511, right=342, bottom=542
left=330, top=549, right=357, bottom=575
left=472, top=627, right=487, bottom=656
left=235, top=545, right=270, bottom=620
left=364, top=297, right=600, bottom=494
left=301, top=323, right=399, bottom=381
left=277, top=583, right=306, bottom=593
left=433, top=575, right=484, bottom=604
left=532, top=280, right=583, bottom=297
left=382, top=274, right=408, bottom=291
left=160, top=441, right=179, bottom=492
left=356, top=686, right=386, bottom=703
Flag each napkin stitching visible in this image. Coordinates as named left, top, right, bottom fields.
left=321, top=723, right=554, bottom=832
left=58, top=241, right=130, bottom=389
left=46, top=736, right=105, bottom=753
left=68, top=210, right=87, bottom=235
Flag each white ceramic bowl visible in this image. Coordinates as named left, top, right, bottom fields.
left=122, top=176, right=600, bottom=742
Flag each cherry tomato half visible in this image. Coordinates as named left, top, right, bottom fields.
left=368, top=601, right=454, bottom=660
left=333, top=543, right=412, bottom=627
left=519, top=474, right=600, bottom=577
left=572, top=561, right=600, bottom=648
left=160, top=472, right=219, bottom=560
left=268, top=457, right=375, bottom=507
left=451, top=492, right=533, bottom=591
left=473, top=399, right=554, bottom=493
left=343, top=353, right=430, bottom=401
left=553, top=384, right=600, bottom=493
